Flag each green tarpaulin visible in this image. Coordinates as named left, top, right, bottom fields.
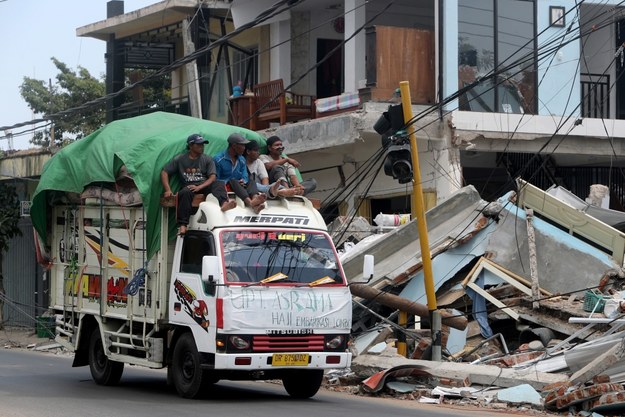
left=32, top=112, right=268, bottom=259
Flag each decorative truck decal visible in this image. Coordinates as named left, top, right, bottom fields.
left=62, top=229, right=151, bottom=306
left=173, top=279, right=210, bottom=331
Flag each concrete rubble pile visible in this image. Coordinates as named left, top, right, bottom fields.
left=330, top=179, right=625, bottom=415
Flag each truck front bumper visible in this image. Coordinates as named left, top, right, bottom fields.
left=210, top=352, right=352, bottom=370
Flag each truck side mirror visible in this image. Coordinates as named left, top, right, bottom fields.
left=202, top=255, right=221, bottom=296
left=362, top=254, right=374, bottom=283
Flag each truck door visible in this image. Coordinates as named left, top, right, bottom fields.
left=169, top=232, right=218, bottom=353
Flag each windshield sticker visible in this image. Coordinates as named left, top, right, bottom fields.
left=277, top=233, right=306, bottom=242
left=234, top=231, right=276, bottom=241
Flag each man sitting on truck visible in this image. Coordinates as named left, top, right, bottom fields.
left=259, top=135, right=317, bottom=195
left=161, top=133, right=236, bottom=235
left=245, top=140, right=300, bottom=198
left=214, top=133, right=267, bottom=213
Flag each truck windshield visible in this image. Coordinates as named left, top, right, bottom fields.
left=220, top=230, right=344, bottom=285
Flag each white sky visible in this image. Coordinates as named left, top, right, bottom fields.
left=0, top=0, right=156, bottom=150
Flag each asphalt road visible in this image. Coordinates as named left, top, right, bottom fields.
left=0, top=349, right=533, bottom=417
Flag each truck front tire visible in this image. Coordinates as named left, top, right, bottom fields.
left=171, top=333, right=207, bottom=398
left=282, top=369, right=324, bottom=399
left=89, top=328, right=124, bottom=386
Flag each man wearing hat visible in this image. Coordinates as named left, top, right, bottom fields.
left=161, top=133, right=236, bottom=235
left=214, top=133, right=266, bottom=213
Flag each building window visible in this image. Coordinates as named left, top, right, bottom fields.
left=458, top=0, right=536, bottom=114
left=233, top=47, right=259, bottom=91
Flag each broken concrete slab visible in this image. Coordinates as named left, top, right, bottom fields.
left=488, top=179, right=625, bottom=297
left=352, top=354, right=567, bottom=390
left=496, top=383, right=542, bottom=406
left=487, top=189, right=622, bottom=297
left=341, top=185, right=489, bottom=287
left=563, top=332, right=625, bottom=383
left=569, top=338, right=625, bottom=385
left=352, top=326, right=393, bottom=356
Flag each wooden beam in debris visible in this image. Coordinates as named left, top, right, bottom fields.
left=350, top=283, right=468, bottom=330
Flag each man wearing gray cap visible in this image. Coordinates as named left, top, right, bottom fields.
left=214, top=133, right=267, bottom=213
left=161, top=133, right=236, bottom=235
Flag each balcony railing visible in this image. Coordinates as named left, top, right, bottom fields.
left=581, top=73, right=610, bottom=119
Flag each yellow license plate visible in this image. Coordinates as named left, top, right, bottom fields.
left=271, top=353, right=309, bottom=366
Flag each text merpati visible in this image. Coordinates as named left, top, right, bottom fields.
left=230, top=289, right=334, bottom=312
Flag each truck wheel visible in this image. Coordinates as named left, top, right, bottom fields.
left=171, top=333, right=206, bottom=398
left=282, top=369, right=324, bottom=399
left=89, top=328, right=124, bottom=386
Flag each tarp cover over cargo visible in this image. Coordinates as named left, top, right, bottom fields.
left=32, top=112, right=267, bottom=259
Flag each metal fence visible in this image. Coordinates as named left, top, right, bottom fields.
left=2, top=217, right=47, bottom=328
left=581, top=73, right=610, bottom=119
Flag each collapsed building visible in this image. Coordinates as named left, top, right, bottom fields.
left=329, top=179, right=625, bottom=415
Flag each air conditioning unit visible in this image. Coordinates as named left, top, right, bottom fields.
left=20, top=201, right=32, bottom=217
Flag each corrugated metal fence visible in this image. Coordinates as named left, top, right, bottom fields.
left=2, top=217, right=47, bottom=328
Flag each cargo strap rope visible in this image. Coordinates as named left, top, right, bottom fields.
left=124, top=265, right=148, bottom=296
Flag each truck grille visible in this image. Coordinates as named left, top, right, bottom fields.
left=252, top=335, right=325, bottom=352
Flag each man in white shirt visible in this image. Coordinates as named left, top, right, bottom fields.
left=245, top=140, right=300, bottom=198
left=258, top=136, right=316, bottom=195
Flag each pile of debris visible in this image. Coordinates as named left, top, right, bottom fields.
left=330, top=179, right=625, bottom=415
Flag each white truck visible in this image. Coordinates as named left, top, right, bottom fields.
left=49, top=194, right=353, bottom=398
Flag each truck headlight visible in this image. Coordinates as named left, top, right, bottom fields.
left=229, top=335, right=251, bottom=350
left=325, top=335, right=344, bottom=350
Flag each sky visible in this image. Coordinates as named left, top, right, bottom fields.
left=0, top=0, right=157, bottom=150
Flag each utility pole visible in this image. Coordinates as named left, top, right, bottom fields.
left=398, top=81, right=441, bottom=361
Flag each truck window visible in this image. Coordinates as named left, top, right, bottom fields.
left=180, top=232, right=215, bottom=274
left=220, top=230, right=344, bottom=285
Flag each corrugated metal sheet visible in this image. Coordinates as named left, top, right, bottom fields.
left=2, top=217, right=47, bottom=328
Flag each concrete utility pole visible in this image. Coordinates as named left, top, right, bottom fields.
left=398, top=81, right=441, bottom=361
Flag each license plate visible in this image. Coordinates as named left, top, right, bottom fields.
left=271, top=353, right=309, bottom=366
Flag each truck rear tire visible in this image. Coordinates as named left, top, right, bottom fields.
left=89, top=328, right=124, bottom=386
left=171, top=333, right=207, bottom=398
left=282, top=369, right=324, bottom=398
